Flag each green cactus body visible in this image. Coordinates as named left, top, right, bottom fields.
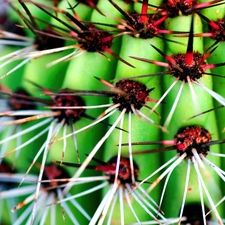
left=1, top=1, right=225, bottom=224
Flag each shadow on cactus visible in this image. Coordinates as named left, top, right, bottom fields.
left=0, top=82, right=112, bottom=223
left=0, top=1, right=67, bottom=79
left=5, top=163, right=89, bottom=224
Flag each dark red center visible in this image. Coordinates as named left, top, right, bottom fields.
left=105, top=156, right=139, bottom=184
left=78, top=23, right=112, bottom=52
left=169, top=52, right=205, bottom=82
left=175, top=126, right=211, bottom=158
left=53, top=89, right=85, bottom=124
left=41, top=164, right=70, bottom=191
left=112, top=79, right=150, bottom=112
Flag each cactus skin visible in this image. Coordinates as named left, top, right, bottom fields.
left=0, top=0, right=225, bottom=224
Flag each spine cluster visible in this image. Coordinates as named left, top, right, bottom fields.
left=0, top=0, right=225, bottom=224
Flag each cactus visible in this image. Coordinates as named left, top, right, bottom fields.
left=0, top=0, right=225, bottom=224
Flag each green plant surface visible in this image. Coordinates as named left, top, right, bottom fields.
left=0, top=0, right=225, bottom=224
